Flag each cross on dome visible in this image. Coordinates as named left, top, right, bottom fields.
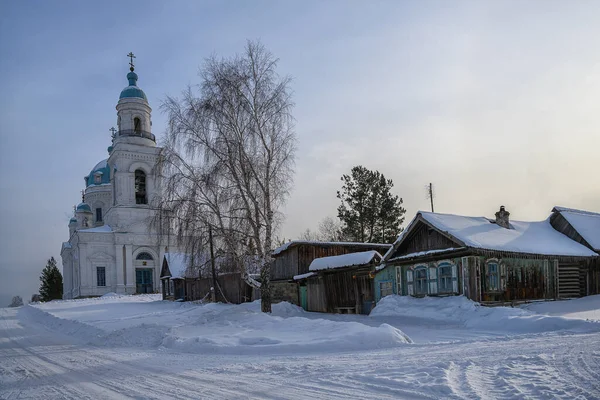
left=128, top=52, right=136, bottom=71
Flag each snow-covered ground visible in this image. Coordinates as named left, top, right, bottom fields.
left=1, top=294, right=600, bottom=399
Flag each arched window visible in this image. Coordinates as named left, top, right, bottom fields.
left=135, top=169, right=147, bottom=204
left=134, top=117, right=141, bottom=133
left=136, top=252, right=153, bottom=261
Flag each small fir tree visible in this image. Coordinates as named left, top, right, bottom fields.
left=8, top=295, right=24, bottom=307
left=39, top=257, right=63, bottom=302
left=337, top=166, right=406, bottom=244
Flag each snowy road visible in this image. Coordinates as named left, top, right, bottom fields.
left=1, top=306, right=600, bottom=399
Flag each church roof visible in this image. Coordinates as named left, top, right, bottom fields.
left=119, top=71, right=147, bottom=100
left=85, top=159, right=110, bottom=187
left=76, top=202, right=92, bottom=213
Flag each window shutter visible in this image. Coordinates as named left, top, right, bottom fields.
left=428, top=266, right=438, bottom=295
left=452, top=264, right=458, bottom=293
left=407, top=269, right=414, bottom=296
left=395, top=266, right=402, bottom=295
left=500, top=263, right=507, bottom=291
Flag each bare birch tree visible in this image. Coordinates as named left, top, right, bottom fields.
left=158, top=41, right=296, bottom=312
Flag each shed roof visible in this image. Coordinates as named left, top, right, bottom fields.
left=552, top=206, right=600, bottom=251
left=161, top=253, right=194, bottom=279
left=384, top=211, right=597, bottom=261
left=272, top=240, right=391, bottom=256
left=309, top=250, right=382, bottom=272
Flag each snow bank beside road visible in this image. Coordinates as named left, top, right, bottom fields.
left=370, top=295, right=600, bottom=334
left=26, top=297, right=411, bottom=354
left=522, top=295, right=600, bottom=321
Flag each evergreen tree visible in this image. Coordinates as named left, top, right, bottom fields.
left=39, top=257, right=63, bottom=302
left=8, top=295, right=23, bottom=307
left=337, top=166, right=406, bottom=243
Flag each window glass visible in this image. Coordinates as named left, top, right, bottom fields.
left=96, top=208, right=102, bottom=222
left=439, top=264, right=453, bottom=292
left=97, top=267, right=106, bottom=287
left=415, top=267, right=428, bottom=295
left=136, top=252, right=153, bottom=260
left=488, top=262, right=499, bottom=291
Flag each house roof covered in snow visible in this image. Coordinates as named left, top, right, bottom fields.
left=161, top=253, right=195, bottom=279
left=552, top=206, right=600, bottom=252
left=309, top=250, right=383, bottom=272
left=272, top=240, right=391, bottom=256
left=383, top=211, right=597, bottom=262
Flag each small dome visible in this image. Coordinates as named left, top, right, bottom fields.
left=69, top=217, right=78, bottom=225
left=76, top=203, right=92, bottom=213
left=119, top=71, right=147, bottom=100
left=85, top=159, right=110, bottom=187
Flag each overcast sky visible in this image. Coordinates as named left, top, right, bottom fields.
left=1, top=0, right=599, bottom=305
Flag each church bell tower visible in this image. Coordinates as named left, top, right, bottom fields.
left=105, top=53, right=161, bottom=230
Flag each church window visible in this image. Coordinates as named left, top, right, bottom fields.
left=136, top=252, right=153, bottom=261
left=94, top=174, right=102, bottom=184
left=96, top=208, right=103, bottom=222
left=97, top=267, right=106, bottom=287
left=134, top=117, right=141, bottom=133
left=135, top=170, right=147, bottom=204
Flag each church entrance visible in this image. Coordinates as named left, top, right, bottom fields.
left=136, top=268, right=153, bottom=293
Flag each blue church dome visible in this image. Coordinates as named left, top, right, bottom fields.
left=85, top=159, right=110, bottom=187
left=119, top=71, right=147, bottom=100
left=76, top=203, right=92, bottom=213
left=69, top=217, right=78, bottom=224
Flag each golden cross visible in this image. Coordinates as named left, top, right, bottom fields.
left=127, top=52, right=136, bottom=71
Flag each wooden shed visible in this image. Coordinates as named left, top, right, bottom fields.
left=294, top=250, right=382, bottom=314
left=374, top=207, right=598, bottom=305
left=271, top=241, right=391, bottom=305
left=160, top=253, right=197, bottom=301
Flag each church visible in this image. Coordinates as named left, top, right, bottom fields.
left=61, top=55, right=180, bottom=299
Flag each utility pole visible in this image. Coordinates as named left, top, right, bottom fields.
left=428, top=183, right=435, bottom=212
left=208, top=224, right=217, bottom=302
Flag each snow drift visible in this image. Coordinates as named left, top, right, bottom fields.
left=370, top=295, right=600, bottom=334
left=25, top=296, right=411, bottom=355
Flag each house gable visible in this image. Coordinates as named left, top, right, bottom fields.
left=387, top=217, right=463, bottom=261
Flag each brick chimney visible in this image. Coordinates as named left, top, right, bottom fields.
left=495, top=206, right=510, bottom=229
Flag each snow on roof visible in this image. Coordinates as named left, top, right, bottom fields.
left=388, top=247, right=465, bottom=263
left=273, top=240, right=391, bottom=256
left=309, top=250, right=382, bottom=272
left=416, top=211, right=596, bottom=257
left=162, top=253, right=194, bottom=279
left=79, top=225, right=113, bottom=233
left=293, top=272, right=316, bottom=280
left=553, top=207, right=600, bottom=251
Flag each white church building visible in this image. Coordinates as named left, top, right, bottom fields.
left=61, top=57, right=179, bottom=299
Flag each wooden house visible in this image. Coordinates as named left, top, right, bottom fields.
left=293, top=250, right=382, bottom=314
left=374, top=206, right=598, bottom=305
left=271, top=241, right=392, bottom=305
left=160, top=253, right=197, bottom=301
left=549, top=206, right=600, bottom=296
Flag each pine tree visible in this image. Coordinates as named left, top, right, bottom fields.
left=39, top=257, right=63, bottom=302
left=337, top=166, right=406, bottom=243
